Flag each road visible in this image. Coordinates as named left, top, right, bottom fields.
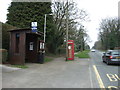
left=2, top=50, right=120, bottom=89
left=89, top=50, right=120, bottom=89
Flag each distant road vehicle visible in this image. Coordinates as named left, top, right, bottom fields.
left=102, top=50, right=120, bottom=65
left=91, top=49, right=96, bottom=52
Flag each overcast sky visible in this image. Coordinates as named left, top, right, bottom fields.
left=0, top=0, right=119, bottom=48
left=75, top=0, right=119, bottom=48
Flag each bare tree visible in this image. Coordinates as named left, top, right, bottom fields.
left=49, top=0, right=89, bottom=53
left=97, top=17, right=120, bottom=50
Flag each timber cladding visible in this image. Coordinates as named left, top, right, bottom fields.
left=8, top=28, right=42, bottom=65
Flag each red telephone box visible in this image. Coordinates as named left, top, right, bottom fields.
left=67, top=40, right=74, bottom=60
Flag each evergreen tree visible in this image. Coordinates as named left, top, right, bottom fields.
left=6, top=2, right=57, bottom=53
left=7, top=2, right=54, bottom=39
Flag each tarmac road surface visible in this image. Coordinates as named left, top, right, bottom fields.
left=89, top=50, right=120, bottom=89
left=3, top=50, right=119, bottom=89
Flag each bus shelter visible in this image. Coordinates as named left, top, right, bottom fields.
left=8, top=28, right=43, bottom=65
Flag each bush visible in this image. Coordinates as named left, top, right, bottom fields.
left=2, top=22, right=17, bottom=50
left=0, top=49, right=8, bottom=63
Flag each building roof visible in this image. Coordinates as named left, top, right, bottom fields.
left=8, top=28, right=31, bottom=32
left=8, top=28, right=43, bottom=36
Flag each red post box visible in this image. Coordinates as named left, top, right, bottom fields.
left=67, top=40, right=74, bottom=60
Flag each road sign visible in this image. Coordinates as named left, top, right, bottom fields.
left=31, top=22, right=37, bottom=27
left=31, top=22, right=37, bottom=32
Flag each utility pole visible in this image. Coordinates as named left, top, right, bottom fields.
left=66, top=0, right=68, bottom=61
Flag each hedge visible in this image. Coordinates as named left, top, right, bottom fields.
left=0, top=49, right=8, bottom=63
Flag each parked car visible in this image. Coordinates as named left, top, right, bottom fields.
left=91, top=49, right=96, bottom=52
left=102, top=50, right=120, bottom=65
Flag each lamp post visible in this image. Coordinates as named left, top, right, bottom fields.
left=44, top=13, right=53, bottom=51
left=44, top=14, right=47, bottom=43
left=66, top=0, right=69, bottom=61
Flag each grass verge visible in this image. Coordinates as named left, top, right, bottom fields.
left=75, top=50, right=90, bottom=58
left=44, top=57, right=53, bottom=62
left=11, top=65, right=28, bottom=69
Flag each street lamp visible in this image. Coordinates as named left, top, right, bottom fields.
left=44, top=13, right=53, bottom=51
left=44, top=14, right=47, bottom=43
left=66, top=0, right=69, bottom=61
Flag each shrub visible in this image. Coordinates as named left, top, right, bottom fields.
left=0, top=49, right=8, bottom=63
left=2, top=22, right=17, bottom=50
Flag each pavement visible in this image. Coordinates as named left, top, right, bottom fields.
left=2, top=57, right=99, bottom=88
left=0, top=65, right=2, bottom=90
left=1, top=64, right=21, bottom=73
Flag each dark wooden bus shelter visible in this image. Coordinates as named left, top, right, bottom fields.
left=8, top=28, right=43, bottom=65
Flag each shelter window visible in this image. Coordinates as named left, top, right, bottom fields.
left=15, top=33, right=20, bottom=53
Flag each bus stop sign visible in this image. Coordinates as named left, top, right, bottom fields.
left=31, top=22, right=37, bottom=32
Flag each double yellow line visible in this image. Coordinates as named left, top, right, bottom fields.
left=93, top=65, right=105, bottom=89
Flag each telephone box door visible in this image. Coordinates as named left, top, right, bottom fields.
left=68, top=40, right=74, bottom=60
